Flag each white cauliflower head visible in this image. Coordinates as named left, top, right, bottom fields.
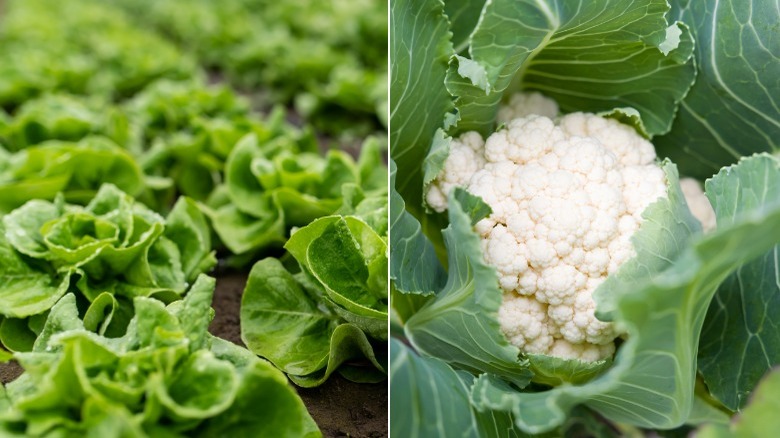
left=426, top=93, right=668, bottom=362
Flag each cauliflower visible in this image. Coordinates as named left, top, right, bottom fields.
left=426, top=93, right=668, bottom=361
left=425, top=131, right=485, bottom=213
left=679, top=177, right=716, bottom=232
left=497, top=91, right=559, bottom=124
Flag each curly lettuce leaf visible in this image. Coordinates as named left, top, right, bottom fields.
left=112, top=0, right=387, bottom=136
left=288, top=217, right=387, bottom=311
left=0, top=0, right=196, bottom=107
left=213, top=133, right=371, bottom=256
left=241, top=258, right=337, bottom=377
left=471, top=154, right=780, bottom=433
left=164, top=197, right=217, bottom=284
left=0, top=96, right=91, bottom=150
left=0, top=221, right=70, bottom=320
left=698, top=155, right=780, bottom=410
left=288, top=324, right=385, bottom=388
left=0, top=137, right=144, bottom=213
left=0, top=275, right=320, bottom=436
left=655, top=0, right=780, bottom=179
left=0, top=184, right=214, bottom=351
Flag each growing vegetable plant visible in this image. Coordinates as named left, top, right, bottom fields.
left=110, top=0, right=388, bottom=138
left=390, top=0, right=780, bottom=435
left=0, top=275, right=319, bottom=437
left=0, top=184, right=215, bottom=351
left=237, top=135, right=389, bottom=386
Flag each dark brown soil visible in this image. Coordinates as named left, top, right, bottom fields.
left=0, top=360, right=21, bottom=384
left=1, top=271, right=388, bottom=437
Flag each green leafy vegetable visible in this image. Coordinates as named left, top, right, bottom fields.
left=390, top=338, right=523, bottom=438
left=390, top=0, right=780, bottom=435
left=698, top=155, right=780, bottom=410
left=0, top=184, right=215, bottom=351
left=241, top=214, right=388, bottom=387
left=446, top=0, right=695, bottom=138
left=0, top=276, right=320, bottom=437
left=696, top=368, right=780, bottom=438
left=404, top=193, right=532, bottom=387
left=0, top=137, right=144, bottom=212
left=390, top=0, right=455, bottom=213
left=656, top=0, right=780, bottom=179
left=0, top=0, right=196, bottom=108
left=110, top=0, right=388, bottom=137
left=212, top=134, right=385, bottom=256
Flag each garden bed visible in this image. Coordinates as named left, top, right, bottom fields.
left=1, top=271, right=388, bottom=437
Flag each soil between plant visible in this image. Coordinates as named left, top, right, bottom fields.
left=0, top=271, right=388, bottom=437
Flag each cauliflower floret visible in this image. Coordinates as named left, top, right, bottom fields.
left=425, top=131, right=486, bottom=212
left=559, top=112, right=657, bottom=166
left=549, top=339, right=615, bottom=362
left=498, top=293, right=554, bottom=354
left=497, top=92, right=559, bottom=124
left=426, top=96, right=669, bottom=362
left=680, top=177, right=716, bottom=232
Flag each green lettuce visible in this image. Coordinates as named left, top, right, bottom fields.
left=239, top=145, right=388, bottom=386
left=126, top=79, right=303, bottom=206
left=110, top=0, right=388, bottom=137
left=0, top=94, right=128, bottom=152
left=210, top=134, right=385, bottom=256
left=0, top=0, right=196, bottom=107
left=241, top=211, right=388, bottom=386
left=0, top=137, right=144, bottom=213
left=0, top=184, right=215, bottom=351
left=0, top=275, right=320, bottom=437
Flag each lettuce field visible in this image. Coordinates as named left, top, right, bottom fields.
left=0, top=0, right=388, bottom=436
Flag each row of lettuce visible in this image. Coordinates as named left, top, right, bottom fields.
left=0, top=0, right=387, bottom=137
left=0, top=0, right=388, bottom=435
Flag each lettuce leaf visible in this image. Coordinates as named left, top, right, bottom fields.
left=241, top=215, right=388, bottom=387
left=0, top=184, right=215, bottom=350
left=0, top=137, right=143, bottom=213
left=0, top=276, right=320, bottom=437
left=212, top=134, right=383, bottom=257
